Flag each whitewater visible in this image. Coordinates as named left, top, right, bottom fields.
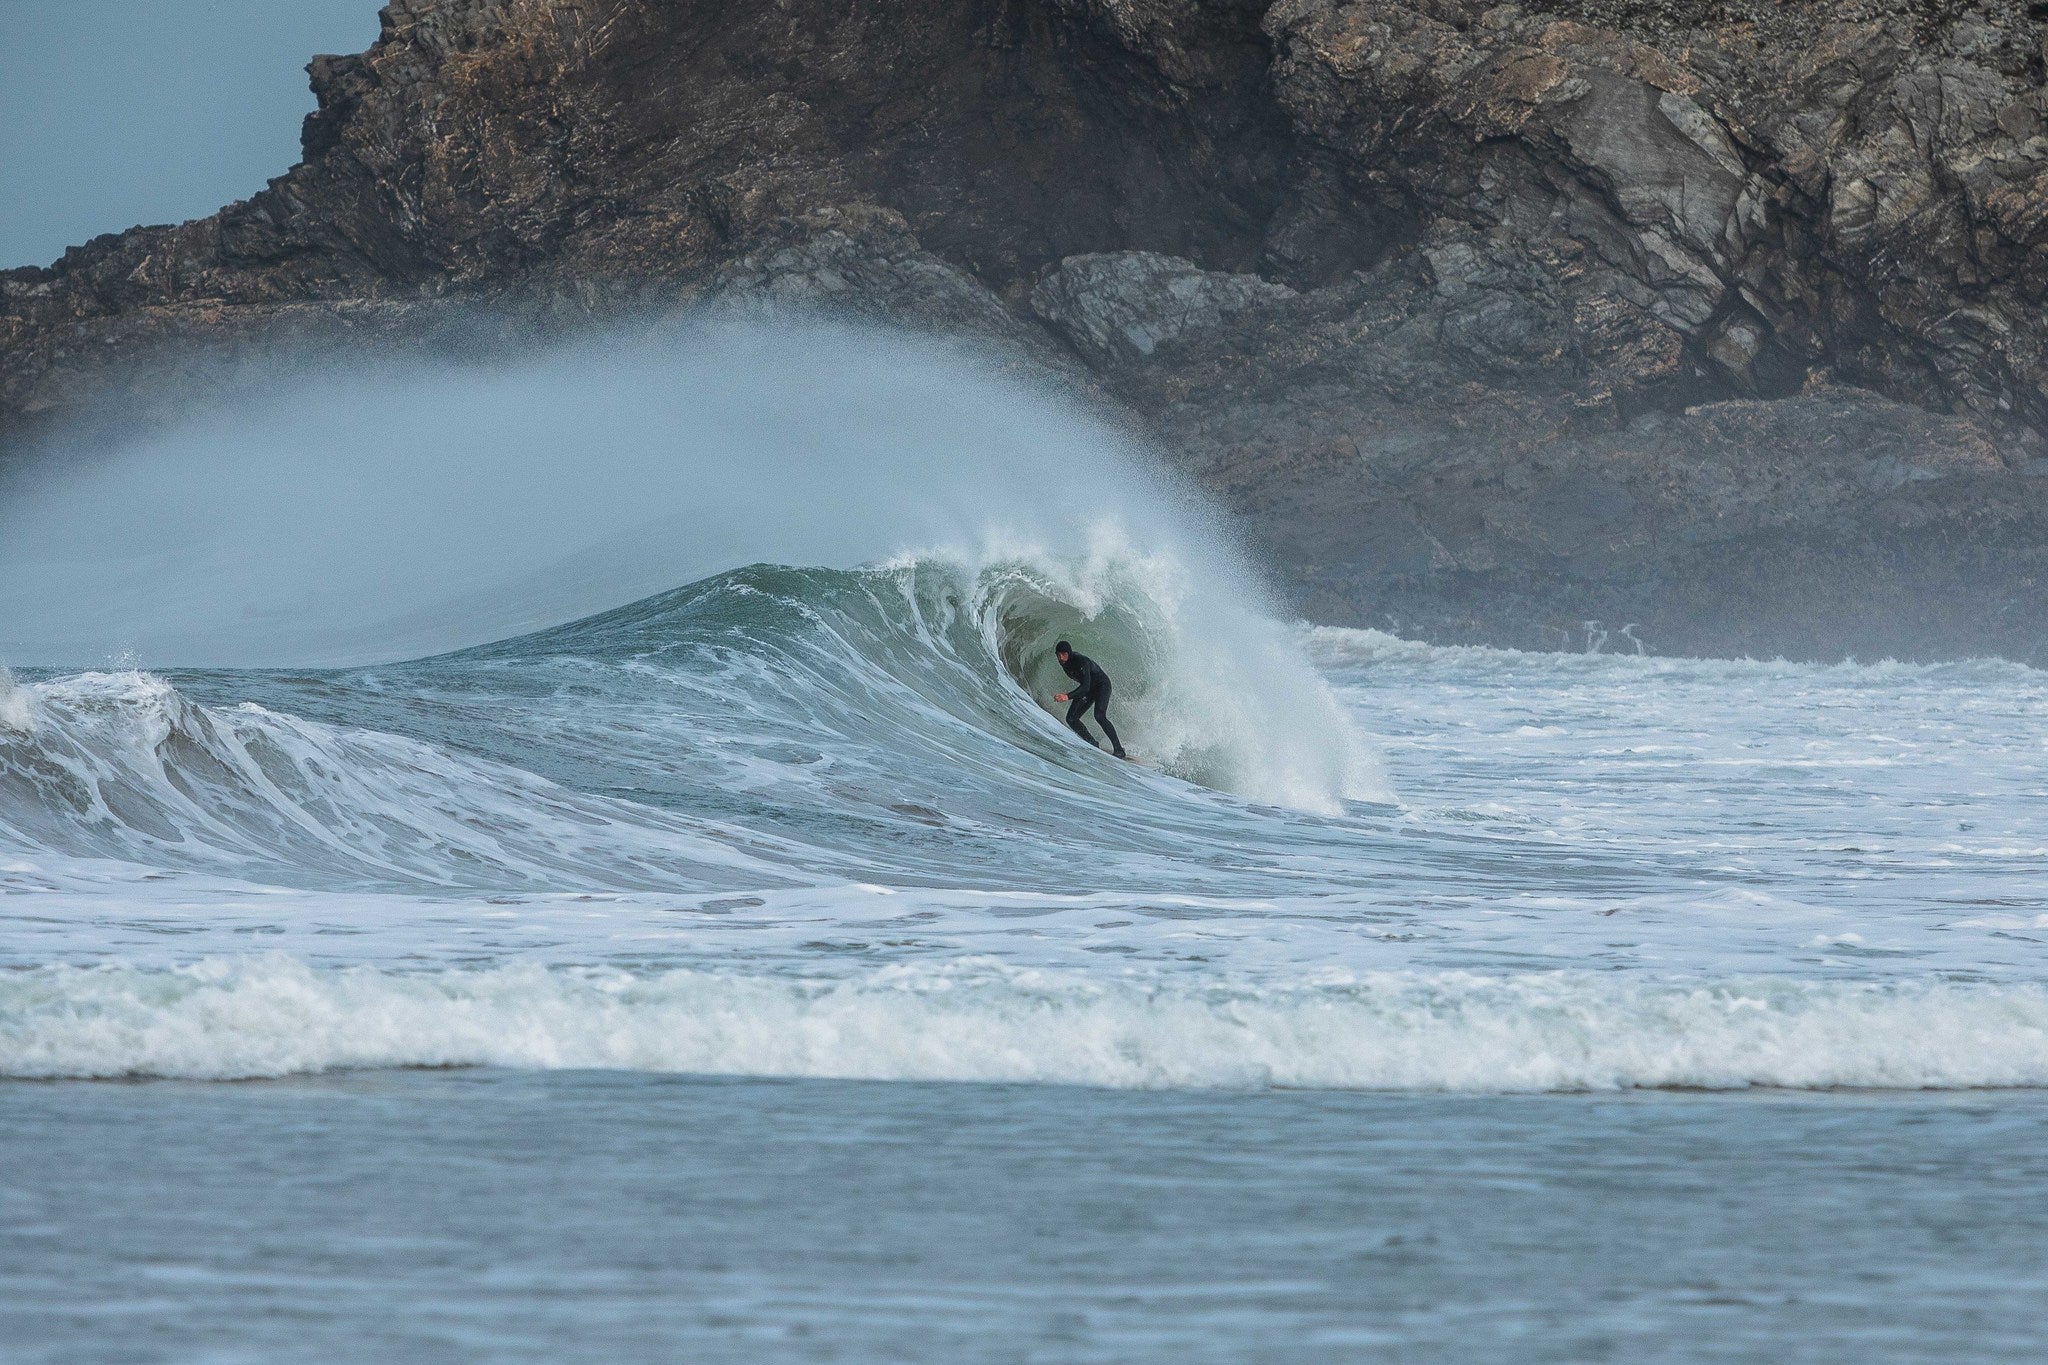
left=2, top=324, right=2046, bottom=1098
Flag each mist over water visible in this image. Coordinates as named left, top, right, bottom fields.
left=0, top=318, right=1385, bottom=816
left=0, top=320, right=1233, bottom=668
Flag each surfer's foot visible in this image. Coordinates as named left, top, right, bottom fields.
left=1113, top=749, right=1129, bottom=760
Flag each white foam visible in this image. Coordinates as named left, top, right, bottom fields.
left=1301, top=624, right=2048, bottom=683
left=957, top=526, right=1392, bottom=812
left=8, top=955, right=2047, bottom=1090
left=0, top=667, right=33, bottom=733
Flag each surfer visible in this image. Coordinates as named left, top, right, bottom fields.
left=1053, top=641, right=1127, bottom=759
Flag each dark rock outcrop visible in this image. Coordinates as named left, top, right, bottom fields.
left=6, top=0, right=2048, bottom=659
left=1033, top=252, right=1298, bottom=363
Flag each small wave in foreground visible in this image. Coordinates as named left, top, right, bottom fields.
left=8, top=955, right=2045, bottom=1091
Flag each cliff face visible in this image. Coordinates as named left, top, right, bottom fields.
left=6, top=0, right=2048, bottom=659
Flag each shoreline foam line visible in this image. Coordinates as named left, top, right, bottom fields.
left=6, top=956, right=2046, bottom=1091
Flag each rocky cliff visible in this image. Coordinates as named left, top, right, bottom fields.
left=6, top=0, right=2048, bottom=659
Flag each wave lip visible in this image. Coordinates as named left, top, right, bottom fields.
left=7, top=957, right=2046, bottom=1091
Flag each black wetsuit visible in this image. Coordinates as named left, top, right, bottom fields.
left=1058, top=651, right=1125, bottom=758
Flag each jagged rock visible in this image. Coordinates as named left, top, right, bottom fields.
left=1257, top=0, right=2048, bottom=421
left=5, top=0, right=2048, bottom=660
left=1031, top=252, right=1297, bottom=364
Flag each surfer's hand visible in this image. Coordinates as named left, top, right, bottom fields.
left=1053, top=693, right=1068, bottom=703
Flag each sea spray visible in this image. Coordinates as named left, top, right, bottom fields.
left=0, top=318, right=1238, bottom=668
left=0, top=319, right=1383, bottom=811
left=0, top=666, right=33, bottom=732
left=963, top=525, right=1389, bottom=810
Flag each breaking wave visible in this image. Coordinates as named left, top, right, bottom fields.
left=1303, top=624, right=2048, bottom=685
left=0, top=534, right=1388, bottom=895
left=9, top=956, right=2046, bottom=1090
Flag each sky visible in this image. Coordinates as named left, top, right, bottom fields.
left=1, top=0, right=384, bottom=269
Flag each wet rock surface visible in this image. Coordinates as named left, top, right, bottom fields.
left=5, top=0, right=2048, bottom=660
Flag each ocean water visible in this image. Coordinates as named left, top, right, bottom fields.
left=5, top=327, right=2048, bottom=1357
left=9, top=1075, right=2048, bottom=1362
left=7, top=560, right=2048, bottom=1358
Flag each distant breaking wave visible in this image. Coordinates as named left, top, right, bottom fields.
left=1303, top=624, right=2048, bottom=682
left=8, top=956, right=2047, bottom=1090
